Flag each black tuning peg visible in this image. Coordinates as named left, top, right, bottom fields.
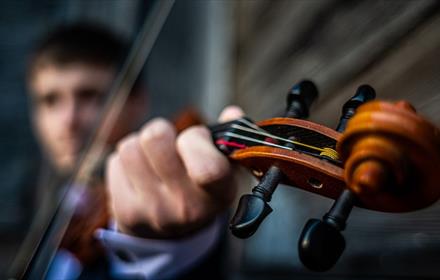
left=229, top=80, right=319, bottom=238
left=336, top=84, right=376, bottom=132
left=230, top=166, right=281, bottom=238
left=298, top=189, right=355, bottom=271
left=298, top=85, right=376, bottom=271
left=286, top=80, right=319, bottom=119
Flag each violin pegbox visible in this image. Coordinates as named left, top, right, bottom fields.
left=210, top=81, right=440, bottom=272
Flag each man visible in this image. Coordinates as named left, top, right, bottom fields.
left=27, top=23, right=242, bottom=279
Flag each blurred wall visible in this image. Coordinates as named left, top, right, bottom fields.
left=234, top=0, right=440, bottom=126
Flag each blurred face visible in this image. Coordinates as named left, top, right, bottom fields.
left=30, top=63, right=115, bottom=172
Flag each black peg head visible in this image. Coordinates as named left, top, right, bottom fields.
left=342, top=84, right=376, bottom=113
left=286, top=80, right=319, bottom=118
left=298, top=219, right=345, bottom=272
left=337, top=84, right=376, bottom=132
left=229, top=194, right=273, bottom=238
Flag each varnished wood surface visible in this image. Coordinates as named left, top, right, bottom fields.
left=257, top=117, right=341, bottom=141
left=339, top=100, right=440, bottom=212
left=231, top=117, right=344, bottom=200
left=231, top=145, right=344, bottom=200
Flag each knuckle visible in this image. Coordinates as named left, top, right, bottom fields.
left=116, top=134, right=141, bottom=167
left=116, top=133, right=138, bottom=156
left=140, top=118, right=175, bottom=147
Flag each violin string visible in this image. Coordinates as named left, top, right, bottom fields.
left=213, top=118, right=340, bottom=161
left=222, top=132, right=293, bottom=150
left=237, top=118, right=267, bottom=132
left=219, top=131, right=337, bottom=161
left=230, top=121, right=337, bottom=155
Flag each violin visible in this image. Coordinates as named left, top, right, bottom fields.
left=209, top=80, right=440, bottom=271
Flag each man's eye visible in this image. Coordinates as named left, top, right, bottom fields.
left=77, top=89, right=105, bottom=103
left=38, top=93, right=59, bottom=108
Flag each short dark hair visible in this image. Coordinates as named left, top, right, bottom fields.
left=28, top=23, right=128, bottom=80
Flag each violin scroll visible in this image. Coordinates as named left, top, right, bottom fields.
left=299, top=92, right=440, bottom=271
left=339, top=100, right=440, bottom=211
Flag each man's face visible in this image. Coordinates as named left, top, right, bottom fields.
left=30, top=63, right=115, bottom=172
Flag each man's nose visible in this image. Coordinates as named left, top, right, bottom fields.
left=62, top=98, right=81, bottom=131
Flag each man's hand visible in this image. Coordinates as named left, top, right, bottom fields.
left=106, top=106, right=244, bottom=238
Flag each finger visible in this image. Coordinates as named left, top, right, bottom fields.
left=139, top=118, right=191, bottom=188
left=218, top=105, right=245, bottom=122
left=176, top=125, right=230, bottom=191
left=117, top=133, right=161, bottom=194
left=106, top=153, right=140, bottom=226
